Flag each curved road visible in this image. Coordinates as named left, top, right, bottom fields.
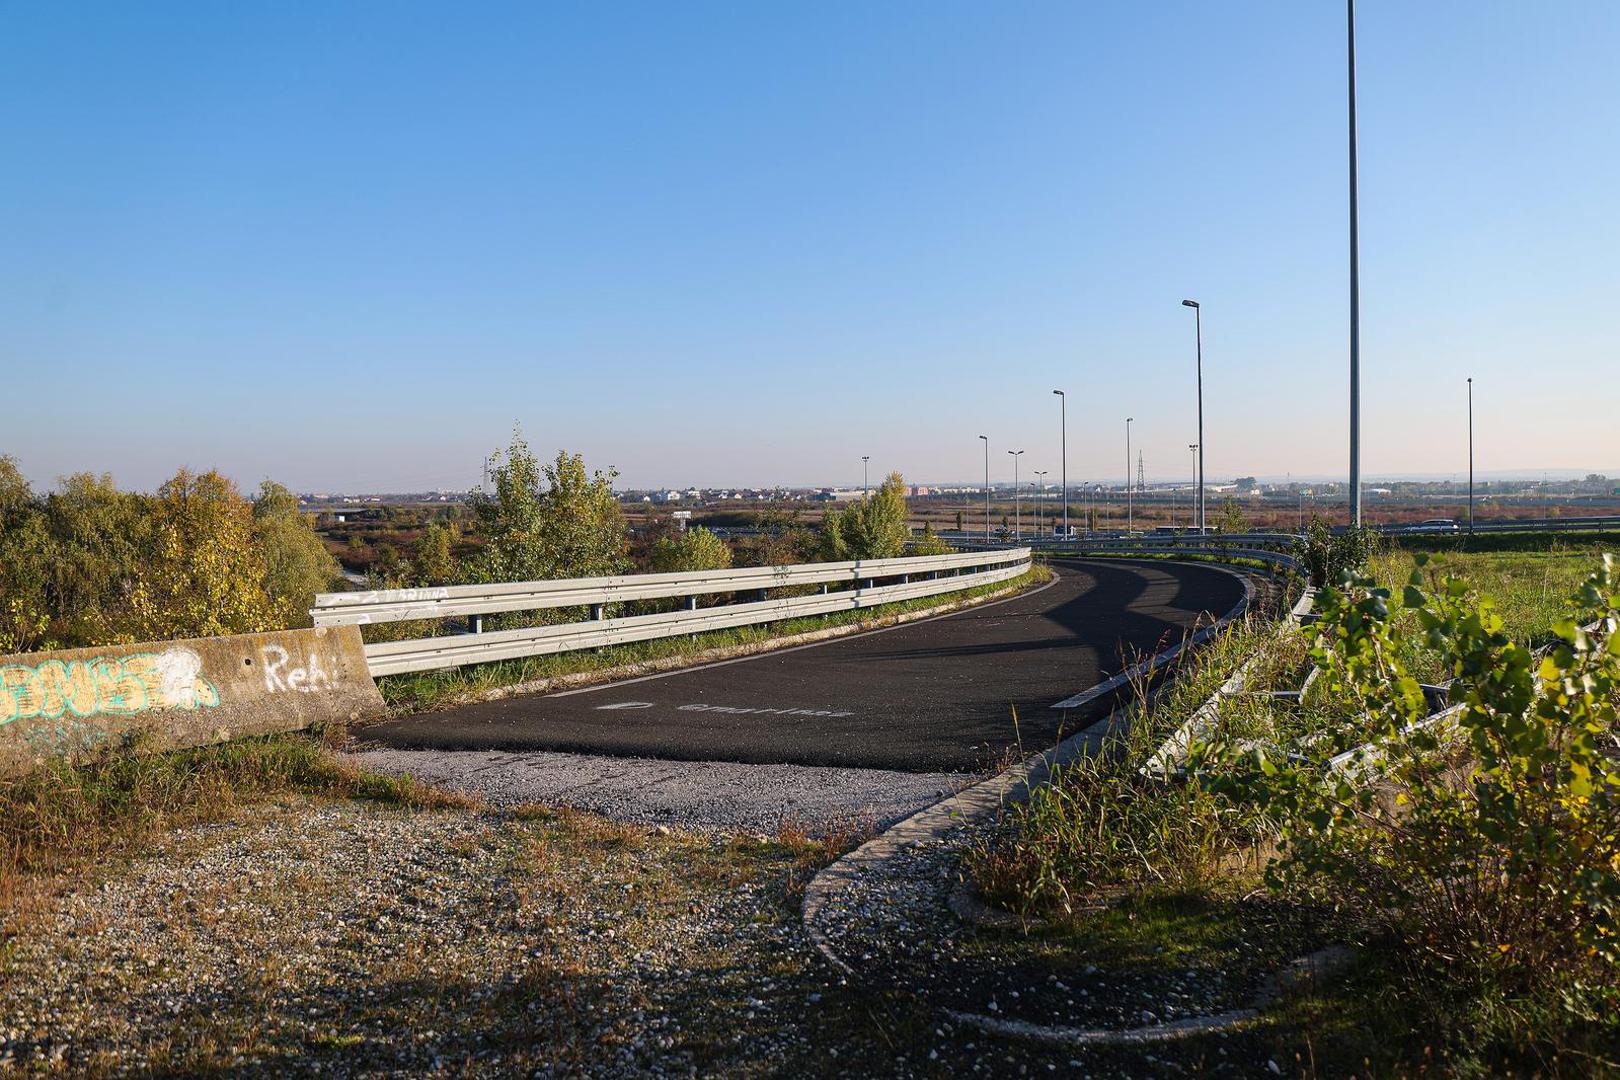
left=363, top=558, right=1245, bottom=773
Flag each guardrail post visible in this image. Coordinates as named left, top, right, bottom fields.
left=590, top=603, right=605, bottom=621
left=472, top=616, right=484, bottom=634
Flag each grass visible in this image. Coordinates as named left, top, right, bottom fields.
left=377, top=562, right=1052, bottom=711
left=0, top=729, right=471, bottom=933
left=967, top=615, right=1290, bottom=921
left=1371, top=539, right=1614, bottom=648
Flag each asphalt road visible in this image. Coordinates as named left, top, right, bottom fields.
left=362, top=558, right=1245, bottom=773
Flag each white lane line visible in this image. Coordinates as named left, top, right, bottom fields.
left=544, top=570, right=1065, bottom=699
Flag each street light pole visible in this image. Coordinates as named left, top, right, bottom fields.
left=1181, top=300, right=1205, bottom=532
left=1007, top=450, right=1024, bottom=541
left=862, top=456, right=870, bottom=498
left=1052, top=390, right=1068, bottom=538
left=1347, top=0, right=1363, bottom=528
left=1188, top=444, right=1198, bottom=535
left=979, top=435, right=989, bottom=542
left=1125, top=418, right=1134, bottom=534
left=1467, top=377, right=1474, bottom=534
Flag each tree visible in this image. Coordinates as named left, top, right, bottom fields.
left=0, top=457, right=52, bottom=653
left=253, top=480, right=341, bottom=625
left=910, top=522, right=953, bottom=556
left=412, top=521, right=460, bottom=585
left=469, top=429, right=628, bottom=583
left=820, top=472, right=910, bottom=561
left=954, top=510, right=964, bottom=533
left=1214, top=496, right=1248, bottom=534
left=130, top=469, right=281, bottom=641
left=40, top=471, right=154, bottom=644
left=650, top=527, right=733, bottom=574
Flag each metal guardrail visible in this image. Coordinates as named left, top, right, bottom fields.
left=313, top=548, right=1033, bottom=677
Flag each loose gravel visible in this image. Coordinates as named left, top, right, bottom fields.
left=346, top=748, right=972, bottom=834
left=0, top=796, right=842, bottom=1077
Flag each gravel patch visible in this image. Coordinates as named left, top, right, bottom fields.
left=0, top=797, right=838, bottom=1077
left=346, top=748, right=974, bottom=834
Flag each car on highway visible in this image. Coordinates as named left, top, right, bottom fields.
left=1405, top=518, right=1461, bottom=534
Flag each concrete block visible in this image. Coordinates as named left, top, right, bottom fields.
left=0, top=626, right=383, bottom=777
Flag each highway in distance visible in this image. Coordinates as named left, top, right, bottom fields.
left=363, top=558, right=1246, bottom=773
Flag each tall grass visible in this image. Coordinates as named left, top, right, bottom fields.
left=967, top=617, right=1286, bottom=920
left=1370, top=543, right=1605, bottom=648
left=0, top=733, right=469, bottom=929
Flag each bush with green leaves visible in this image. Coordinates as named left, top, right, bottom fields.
left=1200, top=553, right=1620, bottom=1026
left=1294, top=516, right=1381, bottom=589
left=252, top=480, right=343, bottom=625
left=650, top=526, right=733, bottom=574
left=819, top=472, right=910, bottom=561
left=468, top=430, right=627, bottom=585
left=909, top=522, right=953, bottom=557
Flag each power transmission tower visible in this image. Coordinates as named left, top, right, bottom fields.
left=1137, top=453, right=1145, bottom=501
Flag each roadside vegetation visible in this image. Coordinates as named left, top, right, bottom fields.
left=970, top=543, right=1620, bottom=1073
left=0, top=458, right=338, bottom=654
left=1, top=432, right=973, bottom=666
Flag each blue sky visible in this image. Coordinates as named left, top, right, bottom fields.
left=2, top=2, right=1616, bottom=492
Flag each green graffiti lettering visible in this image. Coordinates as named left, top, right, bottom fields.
left=0, top=648, right=220, bottom=727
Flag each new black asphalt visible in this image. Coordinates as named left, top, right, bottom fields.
left=362, top=558, right=1245, bottom=773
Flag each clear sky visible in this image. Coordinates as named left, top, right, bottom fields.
left=2, top=2, right=1616, bottom=493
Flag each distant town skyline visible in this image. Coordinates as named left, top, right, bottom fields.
left=4, top=3, right=1617, bottom=493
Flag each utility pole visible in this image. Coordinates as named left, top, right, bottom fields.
left=978, top=435, right=989, bottom=542
left=1007, top=449, right=1024, bottom=541
left=1125, top=417, right=1134, bottom=534
left=1137, top=452, right=1146, bottom=519
left=1053, top=390, right=1068, bottom=538
left=1188, top=444, right=1198, bottom=534
left=1034, top=470, right=1048, bottom=533
left=862, top=456, right=870, bottom=498
left=1467, top=377, right=1474, bottom=534
left=1347, top=0, right=1363, bottom=527
left=1181, top=300, right=1206, bottom=532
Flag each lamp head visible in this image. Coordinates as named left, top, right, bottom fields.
left=1052, top=388, right=1063, bottom=396
left=1182, top=299, right=1199, bottom=308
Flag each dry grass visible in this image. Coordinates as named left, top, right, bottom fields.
left=775, top=815, right=879, bottom=900
left=0, top=732, right=473, bottom=936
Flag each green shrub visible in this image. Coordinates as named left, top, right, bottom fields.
left=820, top=472, right=911, bottom=561
left=909, top=523, right=952, bottom=557
left=1201, top=553, right=1620, bottom=1050
left=650, top=526, right=733, bottom=574
left=1294, top=516, right=1381, bottom=589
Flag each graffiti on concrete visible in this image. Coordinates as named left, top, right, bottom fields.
left=0, top=648, right=220, bottom=726
left=260, top=644, right=338, bottom=694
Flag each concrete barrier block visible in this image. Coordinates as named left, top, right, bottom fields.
left=0, top=626, right=383, bottom=777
